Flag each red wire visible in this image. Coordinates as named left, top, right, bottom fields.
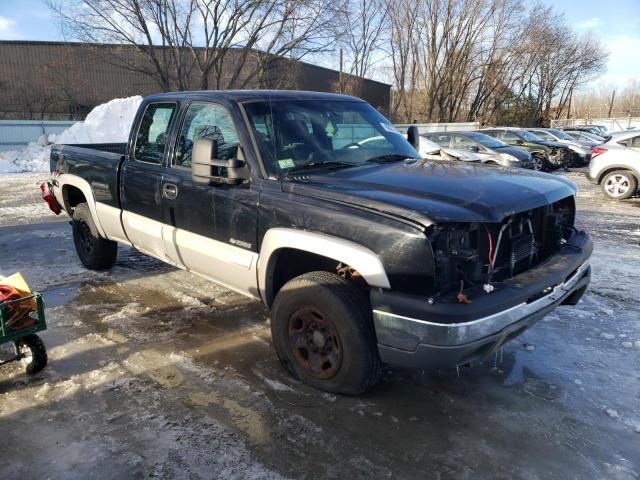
left=486, top=228, right=493, bottom=265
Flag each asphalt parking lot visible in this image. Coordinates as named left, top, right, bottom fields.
left=1, top=170, right=639, bottom=479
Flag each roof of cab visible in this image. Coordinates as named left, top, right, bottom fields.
left=143, top=90, right=365, bottom=103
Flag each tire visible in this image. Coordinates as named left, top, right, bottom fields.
left=601, top=170, right=637, bottom=200
left=16, top=334, right=48, bottom=375
left=270, top=271, right=382, bottom=395
left=72, top=203, right=117, bottom=270
left=531, top=154, right=546, bottom=171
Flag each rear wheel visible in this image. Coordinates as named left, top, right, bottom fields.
left=72, top=203, right=117, bottom=270
left=601, top=170, right=637, bottom=200
left=271, top=271, right=382, bottom=395
left=16, top=334, right=47, bottom=375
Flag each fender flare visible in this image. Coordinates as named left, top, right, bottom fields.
left=57, top=174, right=107, bottom=238
left=257, top=228, right=391, bottom=302
left=596, top=164, right=640, bottom=184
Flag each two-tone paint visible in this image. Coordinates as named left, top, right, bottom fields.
left=49, top=90, right=592, bottom=370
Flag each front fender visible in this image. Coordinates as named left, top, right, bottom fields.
left=257, top=228, right=390, bottom=303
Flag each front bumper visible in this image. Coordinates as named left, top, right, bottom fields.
left=371, top=230, right=592, bottom=369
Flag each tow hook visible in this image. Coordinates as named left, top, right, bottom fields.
left=40, top=182, right=62, bottom=215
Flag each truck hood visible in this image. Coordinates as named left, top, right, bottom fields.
left=282, top=159, right=576, bottom=226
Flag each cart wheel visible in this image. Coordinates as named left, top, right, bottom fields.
left=16, top=334, right=48, bottom=375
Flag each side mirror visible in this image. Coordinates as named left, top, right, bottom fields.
left=469, top=145, right=480, bottom=153
left=191, top=137, right=248, bottom=185
left=407, top=125, right=420, bottom=148
left=514, top=139, right=524, bottom=146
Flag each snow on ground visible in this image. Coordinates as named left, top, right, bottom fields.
left=0, top=96, right=142, bottom=174
left=0, top=168, right=639, bottom=478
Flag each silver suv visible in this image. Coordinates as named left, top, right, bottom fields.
left=587, top=131, right=640, bottom=200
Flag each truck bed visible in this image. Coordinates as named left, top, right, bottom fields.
left=51, top=143, right=127, bottom=209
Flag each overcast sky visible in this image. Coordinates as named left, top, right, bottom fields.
left=0, top=0, right=638, bottom=89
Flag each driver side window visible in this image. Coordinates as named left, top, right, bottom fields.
left=174, top=103, right=239, bottom=169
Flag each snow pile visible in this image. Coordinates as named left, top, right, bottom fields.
left=0, top=136, right=53, bottom=174
left=0, top=96, right=142, bottom=174
left=55, top=95, right=142, bottom=144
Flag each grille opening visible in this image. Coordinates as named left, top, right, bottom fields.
left=429, top=196, right=575, bottom=296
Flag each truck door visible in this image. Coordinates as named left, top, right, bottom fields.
left=162, top=101, right=259, bottom=296
left=121, top=101, right=178, bottom=263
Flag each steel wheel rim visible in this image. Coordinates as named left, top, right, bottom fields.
left=78, top=221, right=95, bottom=255
left=287, top=306, right=342, bottom=379
left=18, top=343, right=32, bottom=368
left=605, top=174, right=630, bottom=197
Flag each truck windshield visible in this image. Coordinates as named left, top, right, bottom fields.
left=242, top=100, right=419, bottom=176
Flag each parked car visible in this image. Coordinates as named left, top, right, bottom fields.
left=587, top=130, right=640, bottom=200
left=42, top=91, right=592, bottom=394
left=479, top=127, right=571, bottom=170
left=561, top=125, right=608, bottom=137
left=422, top=131, right=536, bottom=169
left=526, top=128, right=594, bottom=166
left=417, top=135, right=482, bottom=163
left=565, top=130, right=605, bottom=144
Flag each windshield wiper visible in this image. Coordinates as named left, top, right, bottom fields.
left=365, top=154, right=413, bottom=163
left=284, top=160, right=359, bottom=175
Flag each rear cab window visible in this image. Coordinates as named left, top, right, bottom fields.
left=134, top=103, right=176, bottom=164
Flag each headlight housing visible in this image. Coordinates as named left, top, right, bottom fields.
left=499, top=153, right=519, bottom=163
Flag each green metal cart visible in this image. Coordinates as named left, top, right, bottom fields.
left=0, top=293, right=48, bottom=374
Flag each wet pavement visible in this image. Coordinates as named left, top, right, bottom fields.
left=1, top=170, right=639, bottom=479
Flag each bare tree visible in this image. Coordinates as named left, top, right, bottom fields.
left=47, top=0, right=343, bottom=92
left=337, top=0, right=388, bottom=95
left=382, top=0, right=607, bottom=125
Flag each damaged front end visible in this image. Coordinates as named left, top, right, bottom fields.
left=427, top=195, right=576, bottom=300
left=548, top=147, right=572, bottom=168
left=370, top=195, right=592, bottom=370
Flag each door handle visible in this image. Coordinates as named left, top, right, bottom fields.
left=162, top=183, right=178, bottom=199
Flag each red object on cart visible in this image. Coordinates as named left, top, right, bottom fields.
left=0, top=285, right=36, bottom=331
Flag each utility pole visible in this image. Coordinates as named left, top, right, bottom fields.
left=339, top=49, right=343, bottom=94
left=608, top=89, right=616, bottom=118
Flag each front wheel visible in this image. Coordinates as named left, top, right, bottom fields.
left=72, top=203, right=117, bottom=270
left=270, top=271, right=382, bottom=395
left=601, top=170, right=637, bottom=200
left=531, top=154, right=546, bottom=171
left=16, top=334, right=48, bottom=374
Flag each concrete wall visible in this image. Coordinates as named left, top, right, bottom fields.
left=0, top=120, right=76, bottom=151
left=551, top=118, right=640, bottom=132
left=0, top=41, right=391, bottom=120
left=395, top=122, right=480, bottom=134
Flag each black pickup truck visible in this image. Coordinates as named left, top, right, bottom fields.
left=43, top=91, right=592, bottom=394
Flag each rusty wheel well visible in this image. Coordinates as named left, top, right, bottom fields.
left=264, top=248, right=368, bottom=308
left=61, top=185, right=87, bottom=213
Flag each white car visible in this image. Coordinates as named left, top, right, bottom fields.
left=587, top=131, right=640, bottom=200
left=418, top=136, right=482, bottom=162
